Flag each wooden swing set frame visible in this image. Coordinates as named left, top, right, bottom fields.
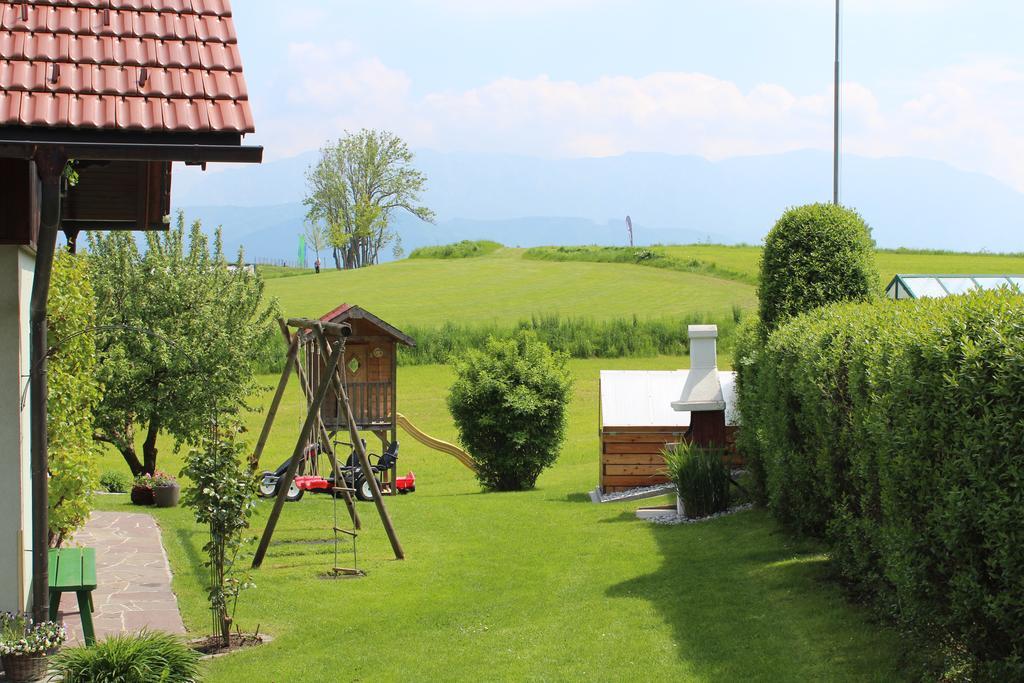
left=249, top=317, right=405, bottom=570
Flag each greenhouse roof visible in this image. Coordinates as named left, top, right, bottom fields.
left=886, top=274, right=1024, bottom=300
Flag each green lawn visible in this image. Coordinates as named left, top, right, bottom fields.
left=263, top=248, right=757, bottom=325
left=662, top=244, right=1024, bottom=285
left=95, top=356, right=903, bottom=681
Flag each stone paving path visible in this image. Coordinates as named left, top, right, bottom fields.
left=54, top=511, right=186, bottom=645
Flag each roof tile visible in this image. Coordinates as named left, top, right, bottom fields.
left=1, top=0, right=252, bottom=134
left=194, top=13, right=234, bottom=43
left=0, top=30, right=24, bottom=60
left=23, top=32, right=64, bottom=61
left=178, top=67, right=204, bottom=97
left=0, top=88, right=22, bottom=124
left=21, top=91, right=69, bottom=126
left=136, top=9, right=194, bottom=40
left=67, top=93, right=117, bottom=127
left=161, top=96, right=210, bottom=131
left=201, top=68, right=244, bottom=99
left=197, top=40, right=240, bottom=71
left=115, top=95, right=162, bottom=129
left=190, top=0, right=232, bottom=18
left=93, top=64, right=137, bottom=95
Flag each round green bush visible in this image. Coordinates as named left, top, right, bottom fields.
left=447, top=332, right=573, bottom=491
left=758, top=203, right=878, bottom=333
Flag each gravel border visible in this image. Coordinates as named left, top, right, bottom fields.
left=644, top=503, right=755, bottom=525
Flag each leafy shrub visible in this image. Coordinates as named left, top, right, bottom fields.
left=49, top=629, right=200, bottom=683
left=448, top=333, right=573, bottom=490
left=736, top=289, right=1024, bottom=678
left=182, top=425, right=258, bottom=646
left=663, top=442, right=730, bottom=518
left=99, top=471, right=130, bottom=494
left=757, top=203, right=878, bottom=333
left=47, top=249, right=103, bottom=546
left=409, top=240, right=502, bottom=259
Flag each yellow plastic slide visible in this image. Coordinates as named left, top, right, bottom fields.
left=396, top=413, right=479, bottom=474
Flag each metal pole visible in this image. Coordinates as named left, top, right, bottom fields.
left=30, top=150, right=65, bottom=622
left=833, top=0, right=841, bottom=205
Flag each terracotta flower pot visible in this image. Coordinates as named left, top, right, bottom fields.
left=153, top=484, right=180, bottom=508
left=130, top=485, right=154, bottom=506
left=1, top=651, right=51, bottom=682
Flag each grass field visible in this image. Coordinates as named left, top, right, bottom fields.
left=263, top=245, right=1024, bottom=334
left=263, top=248, right=757, bottom=325
left=662, top=244, right=1024, bottom=284
left=94, top=356, right=903, bottom=681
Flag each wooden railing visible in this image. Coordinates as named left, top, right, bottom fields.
left=329, top=381, right=393, bottom=427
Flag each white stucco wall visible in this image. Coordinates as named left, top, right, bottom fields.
left=0, top=245, right=34, bottom=612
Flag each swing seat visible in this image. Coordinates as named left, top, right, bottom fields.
left=294, top=475, right=332, bottom=491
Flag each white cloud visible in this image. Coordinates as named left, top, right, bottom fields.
left=253, top=45, right=1024, bottom=192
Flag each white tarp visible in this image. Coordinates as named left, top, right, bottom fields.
left=599, top=370, right=738, bottom=428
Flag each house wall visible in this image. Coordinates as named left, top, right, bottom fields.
left=0, top=245, right=35, bottom=612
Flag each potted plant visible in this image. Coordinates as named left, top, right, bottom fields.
left=152, top=471, right=180, bottom=508
left=0, top=612, right=66, bottom=682
left=130, top=473, right=155, bottom=506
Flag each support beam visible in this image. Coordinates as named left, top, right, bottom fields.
left=280, top=319, right=360, bottom=530
left=311, top=326, right=404, bottom=560
left=251, top=340, right=345, bottom=569
left=29, top=149, right=65, bottom=622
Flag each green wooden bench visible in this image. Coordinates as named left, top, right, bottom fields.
left=48, top=547, right=97, bottom=645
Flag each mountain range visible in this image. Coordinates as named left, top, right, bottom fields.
left=170, top=148, right=1024, bottom=262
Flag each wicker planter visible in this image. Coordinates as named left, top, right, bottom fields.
left=153, top=484, right=180, bottom=508
left=130, top=485, right=154, bottom=506
left=1, top=651, right=51, bottom=682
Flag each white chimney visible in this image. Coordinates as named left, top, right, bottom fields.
left=671, top=325, right=726, bottom=412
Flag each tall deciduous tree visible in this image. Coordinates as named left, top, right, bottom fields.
left=303, top=221, right=329, bottom=265
left=304, top=130, right=434, bottom=269
left=87, top=212, right=277, bottom=476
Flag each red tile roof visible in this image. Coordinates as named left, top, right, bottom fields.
left=0, top=0, right=253, bottom=133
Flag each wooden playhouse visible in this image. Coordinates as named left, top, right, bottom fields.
left=307, top=305, right=415, bottom=450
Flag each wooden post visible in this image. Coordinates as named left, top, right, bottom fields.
left=252, top=340, right=345, bottom=569
left=311, top=326, right=405, bottom=560
left=279, top=320, right=361, bottom=530
left=248, top=325, right=299, bottom=472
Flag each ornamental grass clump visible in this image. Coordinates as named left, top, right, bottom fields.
left=49, top=629, right=200, bottom=683
left=663, top=441, right=730, bottom=518
left=448, top=332, right=573, bottom=491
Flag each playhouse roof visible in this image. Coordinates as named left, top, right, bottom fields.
left=600, top=370, right=738, bottom=429
left=319, top=304, right=415, bottom=347
left=886, top=274, right=1024, bottom=300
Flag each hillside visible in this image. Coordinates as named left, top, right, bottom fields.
left=264, top=247, right=756, bottom=325
left=661, top=245, right=1024, bottom=284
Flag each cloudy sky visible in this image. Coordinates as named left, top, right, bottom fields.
left=226, top=1, right=1024, bottom=191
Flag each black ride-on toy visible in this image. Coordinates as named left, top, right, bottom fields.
left=258, top=441, right=410, bottom=502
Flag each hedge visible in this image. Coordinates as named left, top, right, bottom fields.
left=736, top=289, right=1024, bottom=679
left=757, top=203, right=878, bottom=333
